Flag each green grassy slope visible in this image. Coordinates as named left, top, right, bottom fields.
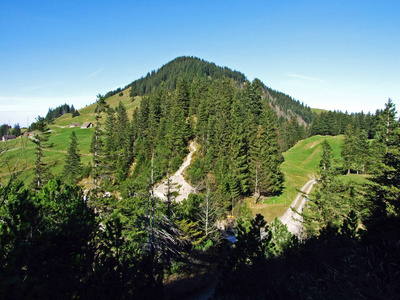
left=245, top=135, right=344, bottom=222
left=0, top=127, right=94, bottom=183
left=277, top=135, right=343, bottom=202
left=311, top=108, right=328, bottom=114
left=1, top=87, right=141, bottom=184
left=54, top=87, right=141, bottom=127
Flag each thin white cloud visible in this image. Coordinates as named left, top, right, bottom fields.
left=84, top=68, right=104, bottom=80
left=25, top=83, right=60, bottom=91
left=287, top=72, right=327, bottom=84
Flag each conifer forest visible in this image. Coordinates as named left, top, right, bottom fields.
left=1, top=57, right=399, bottom=299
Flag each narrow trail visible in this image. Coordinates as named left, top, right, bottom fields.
left=153, top=141, right=197, bottom=202
left=279, top=179, right=317, bottom=237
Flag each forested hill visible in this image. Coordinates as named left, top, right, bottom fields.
left=128, top=56, right=246, bottom=97
left=103, top=56, right=315, bottom=125
left=265, top=87, right=316, bottom=125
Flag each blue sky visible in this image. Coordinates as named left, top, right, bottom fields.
left=1, top=0, right=399, bottom=126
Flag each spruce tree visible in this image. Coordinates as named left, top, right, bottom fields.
left=371, top=99, right=400, bottom=215
left=260, top=105, right=284, bottom=196
left=320, top=139, right=334, bottom=183
left=63, top=131, right=82, bottom=184
left=230, top=100, right=250, bottom=195
left=175, top=77, right=190, bottom=117
left=91, top=111, right=104, bottom=190
left=355, top=129, right=370, bottom=174
left=104, top=108, right=117, bottom=167
left=32, top=117, right=51, bottom=191
left=115, top=102, right=132, bottom=182
left=341, top=124, right=356, bottom=174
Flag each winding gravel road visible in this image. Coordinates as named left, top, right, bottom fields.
left=153, top=141, right=197, bottom=202
left=279, top=179, right=317, bottom=237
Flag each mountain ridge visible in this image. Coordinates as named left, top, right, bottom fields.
left=100, top=56, right=316, bottom=126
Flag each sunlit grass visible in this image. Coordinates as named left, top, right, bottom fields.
left=248, top=135, right=345, bottom=221
left=54, top=87, right=141, bottom=127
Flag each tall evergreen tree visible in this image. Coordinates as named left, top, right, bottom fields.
left=370, top=99, right=400, bottom=216
left=63, top=131, right=82, bottom=184
left=175, top=77, right=190, bottom=117
left=115, top=102, right=132, bottom=182
left=32, top=117, right=51, bottom=191
left=91, top=109, right=104, bottom=190
left=230, top=100, right=250, bottom=195
left=341, top=124, right=356, bottom=174
left=355, top=129, right=370, bottom=174
left=320, top=139, right=334, bottom=182
left=260, top=105, right=284, bottom=196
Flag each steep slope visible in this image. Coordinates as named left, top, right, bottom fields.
left=102, top=56, right=315, bottom=125
left=50, top=56, right=315, bottom=127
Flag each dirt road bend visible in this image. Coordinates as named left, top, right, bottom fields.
left=279, top=179, right=317, bottom=237
left=153, top=141, right=197, bottom=203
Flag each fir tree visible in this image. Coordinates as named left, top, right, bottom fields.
left=341, top=124, right=356, bottom=174
left=63, top=131, right=82, bottom=184
left=91, top=112, right=104, bottom=190
left=230, top=100, right=250, bottom=195
left=371, top=99, right=400, bottom=216
left=32, top=117, right=51, bottom=191
left=355, top=129, right=370, bottom=174
left=175, top=77, right=190, bottom=117
left=320, top=139, right=334, bottom=182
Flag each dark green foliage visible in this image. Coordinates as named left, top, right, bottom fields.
left=0, top=179, right=97, bottom=299
left=248, top=105, right=284, bottom=199
left=369, top=99, right=400, bottom=216
left=63, top=131, right=82, bottom=184
left=0, top=124, right=10, bottom=138
left=45, top=103, right=76, bottom=122
left=71, top=109, right=80, bottom=118
left=216, top=99, right=400, bottom=297
left=94, top=94, right=109, bottom=113
left=11, top=124, right=21, bottom=137
left=0, top=123, right=22, bottom=138
left=129, top=56, right=246, bottom=97
left=341, top=124, right=357, bottom=174
left=31, top=117, right=52, bottom=191
left=311, top=109, right=378, bottom=137
left=279, top=115, right=307, bottom=151
left=90, top=113, right=104, bottom=189
left=319, top=139, right=334, bottom=180
left=266, top=87, right=316, bottom=124
left=302, top=140, right=368, bottom=237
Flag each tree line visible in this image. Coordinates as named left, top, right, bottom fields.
left=215, top=99, right=400, bottom=299
left=3, top=55, right=398, bottom=298
left=0, top=124, right=21, bottom=138
left=44, top=103, right=80, bottom=124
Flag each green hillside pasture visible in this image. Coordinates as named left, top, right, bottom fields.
left=0, top=127, right=93, bottom=184
left=54, top=88, right=141, bottom=127
left=311, top=108, right=328, bottom=114
left=48, top=126, right=94, bottom=154
left=247, top=135, right=344, bottom=222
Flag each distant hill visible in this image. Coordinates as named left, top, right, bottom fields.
left=127, top=56, right=247, bottom=96
left=46, top=56, right=317, bottom=127
left=100, top=56, right=317, bottom=125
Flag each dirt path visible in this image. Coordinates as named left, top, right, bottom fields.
left=279, top=179, right=317, bottom=237
left=153, top=141, right=197, bottom=202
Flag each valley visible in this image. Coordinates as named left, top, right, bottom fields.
left=1, top=57, right=398, bottom=299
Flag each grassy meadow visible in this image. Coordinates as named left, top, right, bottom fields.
left=54, top=87, right=141, bottom=127
left=1, top=88, right=141, bottom=185
left=2, top=91, right=369, bottom=224
left=245, top=135, right=345, bottom=222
